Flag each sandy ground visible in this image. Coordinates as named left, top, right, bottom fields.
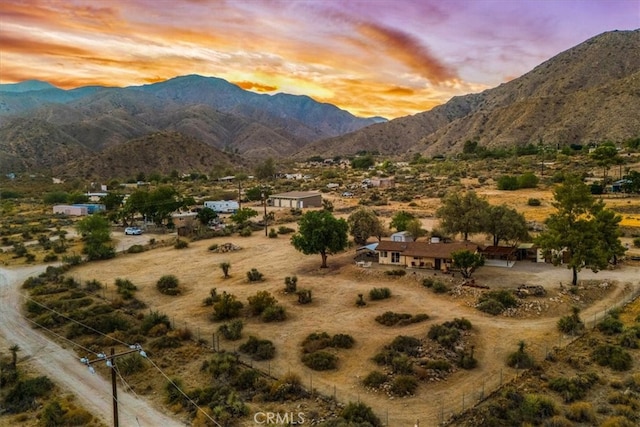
left=59, top=228, right=640, bottom=426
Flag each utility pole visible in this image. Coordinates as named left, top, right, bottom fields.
left=262, top=191, right=268, bottom=236
left=81, top=345, right=147, bottom=427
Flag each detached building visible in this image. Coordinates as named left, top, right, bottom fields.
left=53, top=205, right=88, bottom=216
left=269, top=191, right=322, bottom=208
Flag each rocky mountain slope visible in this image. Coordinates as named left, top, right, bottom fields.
left=298, top=29, right=640, bottom=159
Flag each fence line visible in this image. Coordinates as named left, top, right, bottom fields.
left=65, top=271, right=640, bottom=426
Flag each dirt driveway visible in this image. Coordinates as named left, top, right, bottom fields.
left=62, top=230, right=640, bottom=426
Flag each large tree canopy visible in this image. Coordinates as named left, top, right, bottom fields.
left=535, top=175, right=626, bottom=286
left=76, top=214, right=115, bottom=260
left=347, top=208, right=385, bottom=245
left=436, top=191, right=489, bottom=240
left=291, top=210, right=348, bottom=268
left=484, top=204, right=529, bottom=247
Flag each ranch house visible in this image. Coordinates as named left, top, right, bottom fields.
left=269, top=191, right=322, bottom=208
left=376, top=240, right=481, bottom=271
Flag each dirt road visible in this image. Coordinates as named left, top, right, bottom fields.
left=0, top=266, right=186, bottom=427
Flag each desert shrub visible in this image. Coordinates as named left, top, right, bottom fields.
left=43, top=253, right=58, bottom=262
left=369, top=287, right=391, bottom=300
left=506, top=341, right=535, bottom=369
left=385, top=269, right=406, bottom=277
left=174, top=239, right=188, bottom=249
left=156, top=274, right=180, bottom=295
left=302, top=332, right=332, bottom=353
left=331, top=334, right=355, bottom=349
left=566, top=401, right=596, bottom=422
left=544, top=415, right=573, bottom=427
left=202, top=288, right=220, bottom=306
left=3, top=376, right=54, bottom=413
left=428, top=324, right=461, bottom=349
left=232, top=368, right=262, bottom=391
left=548, top=372, right=599, bottom=402
left=527, top=198, right=542, bottom=206
left=208, top=243, right=219, bottom=251
left=424, top=359, right=452, bottom=371
left=62, top=254, right=82, bottom=265
left=477, top=290, right=518, bottom=315
left=557, top=307, right=585, bottom=335
left=84, top=279, right=102, bottom=292
left=598, top=312, right=624, bottom=335
left=268, top=228, right=278, bottom=238
left=497, top=175, right=519, bottom=190
left=284, top=275, right=298, bottom=293
left=247, top=290, right=277, bottom=315
left=600, top=416, right=636, bottom=427
left=432, top=281, right=450, bottom=294
left=41, top=400, right=64, bottom=426
left=302, top=351, right=337, bottom=370
left=355, top=293, right=366, bottom=307
left=218, top=319, right=244, bottom=341
left=422, top=277, right=435, bottom=288
left=521, top=394, right=557, bottom=424
left=239, top=336, right=276, bottom=360
left=376, top=311, right=411, bottom=326
left=446, top=317, right=473, bottom=330
left=212, top=292, right=243, bottom=320
left=239, top=226, right=252, bottom=237
left=246, top=268, right=264, bottom=282
left=458, top=349, right=478, bottom=369
left=297, top=289, right=312, bottom=304
left=362, top=371, right=387, bottom=389
left=127, top=244, right=145, bottom=254
left=262, top=305, right=287, bottom=322
left=632, top=238, right=640, bottom=248
left=339, top=402, right=382, bottom=427
left=389, top=375, right=418, bottom=396
left=268, top=372, right=305, bottom=401
left=115, top=278, right=137, bottom=299
left=619, top=330, right=639, bottom=348
left=389, top=335, right=421, bottom=356
left=119, top=353, right=146, bottom=375
left=277, top=226, right=295, bottom=234
left=592, top=344, right=632, bottom=371
left=140, top=310, right=171, bottom=335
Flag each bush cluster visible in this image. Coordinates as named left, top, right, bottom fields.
left=302, top=351, right=337, bottom=370
left=156, top=274, right=180, bottom=295
left=592, top=344, right=633, bottom=371
left=218, top=319, right=244, bottom=341
left=369, top=287, right=392, bottom=300
left=239, top=336, right=276, bottom=360
left=548, top=372, right=599, bottom=403
left=375, top=311, right=429, bottom=326
left=477, top=290, right=518, bottom=315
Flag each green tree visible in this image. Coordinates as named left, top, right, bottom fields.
left=146, top=186, right=192, bottom=226
left=230, top=208, right=258, bottom=227
left=437, top=191, right=490, bottom=240
left=389, top=210, right=415, bottom=232
left=101, top=192, right=125, bottom=211
left=405, top=218, right=426, bottom=240
left=347, top=208, right=385, bottom=245
left=351, top=155, right=375, bottom=170
left=76, top=214, right=115, bottom=260
left=590, top=141, right=621, bottom=186
left=497, top=175, right=519, bottom=190
left=484, top=204, right=529, bottom=247
left=196, top=207, right=218, bottom=226
left=220, top=262, right=231, bottom=278
left=291, top=210, right=348, bottom=268
left=41, top=401, right=64, bottom=427
left=535, top=175, right=624, bottom=286
left=452, top=250, right=484, bottom=279
left=254, top=158, right=276, bottom=180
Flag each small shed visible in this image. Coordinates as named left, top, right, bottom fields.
left=204, top=200, right=239, bottom=214
left=269, top=191, right=322, bottom=208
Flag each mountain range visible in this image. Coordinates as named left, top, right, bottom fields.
left=1, top=29, right=639, bottom=179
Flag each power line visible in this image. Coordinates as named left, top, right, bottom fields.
left=21, top=292, right=221, bottom=426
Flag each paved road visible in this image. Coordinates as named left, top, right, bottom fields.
left=0, top=266, right=185, bottom=427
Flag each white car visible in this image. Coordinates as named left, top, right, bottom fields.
left=124, top=227, right=143, bottom=235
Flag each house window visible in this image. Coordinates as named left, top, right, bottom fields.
left=381, top=251, right=388, bottom=257
left=391, top=252, right=400, bottom=263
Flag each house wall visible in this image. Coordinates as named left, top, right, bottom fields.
left=53, top=205, right=87, bottom=216
left=271, top=195, right=322, bottom=208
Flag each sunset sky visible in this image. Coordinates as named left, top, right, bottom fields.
left=1, top=0, right=639, bottom=118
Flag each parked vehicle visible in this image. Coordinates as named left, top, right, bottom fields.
left=124, top=227, right=143, bottom=235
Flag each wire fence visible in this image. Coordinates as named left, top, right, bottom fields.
left=66, top=269, right=640, bottom=427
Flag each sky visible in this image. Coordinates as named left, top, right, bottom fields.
left=1, top=0, right=639, bottom=119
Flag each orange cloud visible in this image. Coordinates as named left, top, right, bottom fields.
left=234, top=81, right=278, bottom=92
left=356, top=22, right=457, bottom=84
left=0, top=34, right=93, bottom=57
